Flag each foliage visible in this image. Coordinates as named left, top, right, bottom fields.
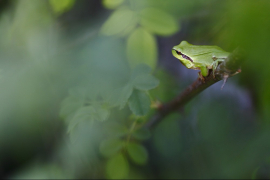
left=1, top=0, right=270, bottom=179
left=49, top=0, right=75, bottom=14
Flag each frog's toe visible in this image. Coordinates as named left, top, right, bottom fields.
left=198, top=72, right=206, bottom=82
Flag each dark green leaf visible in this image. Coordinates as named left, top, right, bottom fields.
left=127, top=28, right=157, bottom=69
left=106, top=123, right=129, bottom=138
left=106, top=153, right=129, bottom=179
left=132, top=128, right=151, bottom=141
left=128, top=90, right=150, bottom=116
left=127, top=142, right=148, bottom=165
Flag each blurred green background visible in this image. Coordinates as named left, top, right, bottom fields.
left=1, top=0, right=270, bottom=179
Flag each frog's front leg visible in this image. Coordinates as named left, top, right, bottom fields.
left=211, top=58, right=225, bottom=78
left=198, top=66, right=209, bottom=82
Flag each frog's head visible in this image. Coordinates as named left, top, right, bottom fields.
left=172, top=41, right=194, bottom=69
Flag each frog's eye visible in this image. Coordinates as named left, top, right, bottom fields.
left=175, top=50, right=182, bottom=55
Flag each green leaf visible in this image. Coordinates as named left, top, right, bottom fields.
left=95, top=107, right=110, bottom=122
left=127, top=142, right=148, bottom=165
left=106, top=123, right=129, bottom=138
left=59, top=96, right=84, bottom=119
left=132, top=128, right=151, bottom=141
left=102, top=0, right=124, bottom=9
left=49, top=0, right=75, bottom=14
left=128, top=90, right=150, bottom=116
left=139, top=8, right=179, bottom=36
left=130, top=64, right=152, bottom=81
left=109, top=84, right=133, bottom=109
left=60, top=88, right=87, bottom=118
left=133, top=74, right=159, bottom=90
left=106, top=153, right=129, bottom=179
left=68, top=105, right=111, bottom=132
left=127, top=28, right=157, bottom=69
left=100, top=138, right=124, bottom=158
left=67, top=106, right=95, bottom=133
left=101, top=7, right=138, bottom=36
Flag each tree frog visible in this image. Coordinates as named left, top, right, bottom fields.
left=172, top=41, right=230, bottom=79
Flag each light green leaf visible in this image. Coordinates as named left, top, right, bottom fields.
left=101, top=7, right=138, bottom=36
left=133, top=74, right=159, bottom=90
left=106, top=153, right=129, bottom=179
left=102, top=0, right=124, bottom=9
left=130, top=64, right=152, bottom=81
left=49, top=0, right=75, bottom=14
left=127, top=142, right=148, bottom=165
left=139, top=8, right=179, bottom=36
left=128, top=89, right=150, bottom=116
left=59, top=96, right=84, bottom=119
left=132, top=128, right=151, bottom=141
left=127, top=28, right=157, bottom=69
left=60, top=88, right=87, bottom=118
left=67, top=106, right=95, bottom=133
left=100, top=138, right=124, bottom=158
left=109, top=84, right=133, bottom=109
left=95, top=107, right=110, bottom=122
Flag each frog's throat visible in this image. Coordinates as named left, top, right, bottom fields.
left=174, top=50, right=193, bottom=62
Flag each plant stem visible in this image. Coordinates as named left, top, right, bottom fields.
left=146, top=47, right=244, bottom=128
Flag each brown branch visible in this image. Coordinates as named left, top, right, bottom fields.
left=146, top=48, right=244, bottom=128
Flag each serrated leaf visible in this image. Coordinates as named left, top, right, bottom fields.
left=60, top=87, right=87, bottom=118
left=128, top=90, right=150, bottom=116
left=106, top=153, right=129, bottom=179
left=139, top=8, right=179, bottom=36
left=67, top=106, right=95, bottom=133
left=95, top=107, right=110, bottom=122
left=127, top=142, right=148, bottom=165
left=109, top=84, right=133, bottom=109
left=101, top=7, right=138, bottom=36
left=132, top=128, right=151, bottom=141
left=102, top=0, right=124, bottom=9
left=49, top=0, right=75, bottom=14
left=127, top=28, right=157, bottom=69
left=100, top=139, right=124, bottom=158
left=133, top=74, right=159, bottom=90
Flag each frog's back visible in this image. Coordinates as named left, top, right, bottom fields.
left=188, top=45, right=227, bottom=55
